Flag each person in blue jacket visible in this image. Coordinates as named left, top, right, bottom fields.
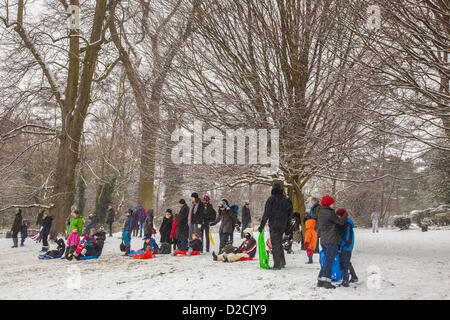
left=122, top=209, right=134, bottom=256
left=336, top=208, right=358, bottom=287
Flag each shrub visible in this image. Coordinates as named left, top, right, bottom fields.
left=393, top=215, right=411, bottom=230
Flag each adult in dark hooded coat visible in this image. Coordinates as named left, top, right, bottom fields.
left=39, top=211, right=53, bottom=252
left=258, top=183, right=293, bottom=270
left=36, top=208, right=45, bottom=227
left=159, top=209, right=173, bottom=244
left=11, top=208, right=23, bottom=248
left=176, top=199, right=190, bottom=250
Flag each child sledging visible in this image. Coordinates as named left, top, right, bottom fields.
left=212, top=228, right=256, bottom=263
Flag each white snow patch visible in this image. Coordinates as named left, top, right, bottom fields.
left=0, top=228, right=449, bottom=300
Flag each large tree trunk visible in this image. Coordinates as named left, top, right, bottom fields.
left=138, top=114, right=157, bottom=210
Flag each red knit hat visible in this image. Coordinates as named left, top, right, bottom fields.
left=321, top=195, right=335, bottom=206
left=336, top=208, right=347, bottom=217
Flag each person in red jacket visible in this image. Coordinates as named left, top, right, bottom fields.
left=212, top=228, right=256, bottom=263
left=170, top=213, right=179, bottom=251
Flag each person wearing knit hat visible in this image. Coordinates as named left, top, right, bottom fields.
left=320, top=195, right=335, bottom=207
left=201, top=195, right=216, bottom=252
left=121, top=209, right=134, bottom=256
left=336, top=208, right=358, bottom=286
left=188, top=192, right=204, bottom=246
left=316, top=197, right=348, bottom=289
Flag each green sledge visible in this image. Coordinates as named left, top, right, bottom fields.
left=258, top=230, right=270, bottom=269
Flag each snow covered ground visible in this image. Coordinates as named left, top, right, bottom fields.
left=0, top=227, right=449, bottom=300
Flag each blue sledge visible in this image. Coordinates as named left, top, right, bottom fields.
left=78, top=255, right=100, bottom=260
left=319, top=250, right=343, bottom=284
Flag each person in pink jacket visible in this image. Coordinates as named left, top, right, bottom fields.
left=64, top=227, right=81, bottom=260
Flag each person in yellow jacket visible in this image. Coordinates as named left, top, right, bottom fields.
left=304, top=218, right=317, bottom=264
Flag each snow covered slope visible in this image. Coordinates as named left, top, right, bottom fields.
left=0, top=228, right=449, bottom=300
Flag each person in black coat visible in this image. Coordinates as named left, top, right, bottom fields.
left=159, top=209, right=173, bottom=244
left=105, top=204, right=115, bottom=237
left=11, top=208, right=23, bottom=248
left=36, top=208, right=45, bottom=228
left=200, top=195, right=216, bottom=252
left=241, top=202, right=252, bottom=239
left=258, top=183, right=293, bottom=270
left=188, top=193, right=204, bottom=244
left=39, top=211, right=53, bottom=252
left=176, top=199, right=190, bottom=250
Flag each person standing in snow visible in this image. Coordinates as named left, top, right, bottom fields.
left=132, top=207, right=140, bottom=237
left=258, top=183, right=293, bottom=270
left=200, top=195, right=216, bottom=253
left=308, top=197, right=321, bottom=253
left=138, top=204, right=147, bottom=237
left=39, top=211, right=53, bottom=252
left=304, top=217, right=317, bottom=264
left=105, top=204, right=115, bottom=237
left=143, top=209, right=154, bottom=237
left=170, top=213, right=179, bottom=251
left=122, top=209, right=134, bottom=256
left=316, top=195, right=348, bottom=289
left=188, top=193, right=204, bottom=244
left=36, top=208, right=45, bottom=228
left=159, top=209, right=173, bottom=244
left=241, top=202, right=252, bottom=239
left=210, top=199, right=241, bottom=252
left=177, top=199, right=190, bottom=251
left=10, top=208, right=23, bottom=248
left=20, top=219, right=29, bottom=247
left=371, top=211, right=379, bottom=233
left=66, top=209, right=83, bottom=238
left=336, top=208, right=358, bottom=287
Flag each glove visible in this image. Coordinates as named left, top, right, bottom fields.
left=304, top=242, right=309, bottom=248
left=235, top=226, right=240, bottom=232
left=257, top=226, right=263, bottom=233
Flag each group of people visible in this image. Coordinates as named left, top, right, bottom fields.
left=9, top=183, right=357, bottom=289
left=120, top=193, right=253, bottom=262
left=256, top=183, right=357, bottom=289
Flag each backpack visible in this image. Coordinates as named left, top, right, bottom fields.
left=205, top=204, right=216, bottom=223
left=159, top=242, right=171, bottom=254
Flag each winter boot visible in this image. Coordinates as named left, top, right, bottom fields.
left=341, top=282, right=350, bottom=287
left=222, top=254, right=228, bottom=262
left=317, top=280, right=324, bottom=287
left=306, top=256, right=313, bottom=264
left=41, top=246, right=48, bottom=252
left=123, top=247, right=130, bottom=256
left=11, top=238, right=18, bottom=248
left=350, top=277, right=359, bottom=283
left=322, top=281, right=336, bottom=289
left=212, top=251, right=218, bottom=261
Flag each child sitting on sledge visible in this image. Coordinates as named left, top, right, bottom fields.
left=173, top=233, right=202, bottom=256
left=74, top=231, right=105, bottom=260
left=39, top=238, right=66, bottom=259
left=130, top=235, right=159, bottom=256
left=212, top=228, right=256, bottom=262
left=71, top=228, right=96, bottom=260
